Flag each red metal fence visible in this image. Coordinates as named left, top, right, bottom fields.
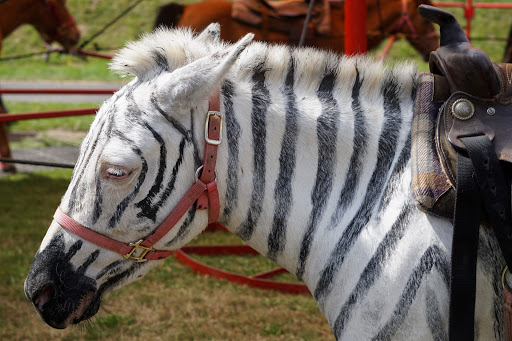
left=432, top=1, right=512, bottom=40
left=344, top=0, right=367, bottom=55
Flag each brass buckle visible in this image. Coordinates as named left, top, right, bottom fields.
left=124, top=239, right=153, bottom=263
left=205, top=111, right=223, bottom=145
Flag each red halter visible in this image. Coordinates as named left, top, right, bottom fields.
left=54, top=94, right=222, bottom=263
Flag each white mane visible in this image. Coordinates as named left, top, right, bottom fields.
left=110, top=26, right=417, bottom=102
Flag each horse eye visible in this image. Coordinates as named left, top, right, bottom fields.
left=105, top=167, right=129, bottom=180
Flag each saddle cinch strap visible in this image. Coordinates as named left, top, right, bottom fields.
left=417, top=5, right=512, bottom=340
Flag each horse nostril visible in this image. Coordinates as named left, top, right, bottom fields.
left=34, top=285, right=53, bottom=313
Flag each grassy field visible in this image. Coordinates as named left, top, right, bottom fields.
left=6, top=102, right=96, bottom=148
left=0, top=0, right=174, bottom=81
left=1, top=0, right=512, bottom=340
left=0, top=0, right=510, bottom=80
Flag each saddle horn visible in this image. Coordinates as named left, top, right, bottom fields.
left=418, top=5, right=468, bottom=47
left=418, top=4, right=500, bottom=99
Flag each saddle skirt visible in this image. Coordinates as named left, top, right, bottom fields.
left=411, top=72, right=454, bottom=219
left=232, top=0, right=331, bottom=36
left=412, top=63, right=512, bottom=221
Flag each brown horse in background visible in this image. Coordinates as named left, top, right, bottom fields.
left=154, top=0, right=439, bottom=61
left=505, top=24, right=512, bottom=63
left=0, top=0, right=80, bottom=172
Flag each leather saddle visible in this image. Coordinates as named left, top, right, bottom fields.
left=416, top=5, right=512, bottom=340
left=413, top=6, right=512, bottom=221
left=231, top=0, right=331, bottom=44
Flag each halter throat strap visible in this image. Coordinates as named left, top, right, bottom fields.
left=53, top=94, right=222, bottom=262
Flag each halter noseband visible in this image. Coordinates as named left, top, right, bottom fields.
left=53, top=94, right=222, bottom=263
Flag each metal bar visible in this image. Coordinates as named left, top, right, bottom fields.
left=173, top=249, right=310, bottom=295
left=299, top=0, right=316, bottom=47
left=432, top=2, right=465, bottom=7
left=377, top=34, right=397, bottom=61
left=473, top=3, right=512, bottom=8
left=0, top=108, right=97, bottom=123
left=77, top=50, right=113, bottom=60
left=180, top=244, right=260, bottom=256
left=344, top=0, right=367, bottom=55
left=252, top=267, right=289, bottom=279
left=0, top=158, right=74, bottom=169
left=465, top=0, right=473, bottom=39
left=432, top=2, right=512, bottom=9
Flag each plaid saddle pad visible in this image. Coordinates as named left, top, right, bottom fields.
left=411, top=73, right=455, bottom=220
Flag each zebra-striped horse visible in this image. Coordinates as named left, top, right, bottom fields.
left=24, top=25, right=508, bottom=339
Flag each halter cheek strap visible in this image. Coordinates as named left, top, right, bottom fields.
left=53, top=94, right=222, bottom=263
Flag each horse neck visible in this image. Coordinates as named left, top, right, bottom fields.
left=365, top=0, right=438, bottom=61
left=365, top=0, right=403, bottom=34
left=192, top=53, right=416, bottom=287
left=0, top=0, right=42, bottom=39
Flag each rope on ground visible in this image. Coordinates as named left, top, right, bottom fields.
left=0, top=158, right=74, bottom=169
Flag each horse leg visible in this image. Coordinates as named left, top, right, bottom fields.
left=0, top=95, right=15, bottom=173
left=0, top=35, right=15, bottom=173
left=504, top=24, right=512, bottom=63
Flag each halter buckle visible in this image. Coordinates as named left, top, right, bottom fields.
left=124, top=239, right=154, bottom=262
left=205, top=111, right=223, bottom=145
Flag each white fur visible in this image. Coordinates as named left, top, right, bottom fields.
left=31, top=26, right=508, bottom=340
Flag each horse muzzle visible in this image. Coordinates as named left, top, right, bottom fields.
left=24, top=281, right=98, bottom=329
left=24, top=235, right=100, bottom=328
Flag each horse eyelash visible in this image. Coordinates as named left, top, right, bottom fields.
left=105, top=167, right=129, bottom=179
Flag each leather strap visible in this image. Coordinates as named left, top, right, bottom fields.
left=449, top=135, right=512, bottom=340
left=196, top=91, right=221, bottom=224
left=54, top=207, right=174, bottom=261
left=53, top=93, right=223, bottom=262
left=54, top=179, right=211, bottom=261
left=462, top=136, right=512, bottom=267
left=503, top=269, right=512, bottom=341
left=449, top=150, right=481, bottom=340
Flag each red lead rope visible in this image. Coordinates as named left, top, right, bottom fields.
left=53, top=94, right=222, bottom=262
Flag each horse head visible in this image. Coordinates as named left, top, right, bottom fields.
left=33, top=0, right=80, bottom=52
left=24, top=24, right=253, bottom=329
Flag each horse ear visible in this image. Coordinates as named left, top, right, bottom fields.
left=197, top=23, right=221, bottom=43
left=157, top=33, right=254, bottom=109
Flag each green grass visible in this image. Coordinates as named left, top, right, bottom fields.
left=0, top=0, right=180, bottom=81
left=433, top=0, right=511, bottom=61
left=4, top=102, right=97, bottom=148
left=0, top=54, right=117, bottom=81
left=6, top=102, right=97, bottom=131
